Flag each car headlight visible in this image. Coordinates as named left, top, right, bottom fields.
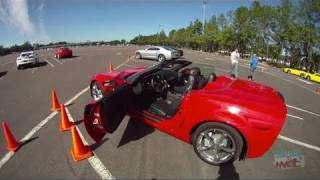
left=103, top=80, right=115, bottom=87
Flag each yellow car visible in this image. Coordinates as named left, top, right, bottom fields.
left=283, top=68, right=306, bottom=77
left=302, top=72, right=320, bottom=83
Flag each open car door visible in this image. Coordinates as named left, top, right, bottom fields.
left=84, top=84, right=132, bottom=142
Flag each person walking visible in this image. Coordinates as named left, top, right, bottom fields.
left=248, top=54, right=259, bottom=80
left=230, top=48, right=240, bottom=78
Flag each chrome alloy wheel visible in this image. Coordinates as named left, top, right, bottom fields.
left=91, top=83, right=104, bottom=101
left=195, top=128, right=236, bottom=164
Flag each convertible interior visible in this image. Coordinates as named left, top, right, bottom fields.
left=88, top=61, right=217, bottom=135
left=132, top=65, right=217, bottom=119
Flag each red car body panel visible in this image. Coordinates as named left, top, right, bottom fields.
left=55, top=47, right=73, bottom=58
left=88, top=65, right=287, bottom=159
left=90, top=66, right=146, bottom=94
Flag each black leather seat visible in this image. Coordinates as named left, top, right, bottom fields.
left=148, top=71, right=196, bottom=118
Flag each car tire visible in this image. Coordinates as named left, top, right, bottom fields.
left=307, top=76, right=310, bottom=80
left=91, top=81, right=106, bottom=101
left=287, top=70, right=291, bottom=74
left=158, top=54, right=166, bottom=62
left=57, top=54, right=60, bottom=59
left=17, top=65, right=21, bottom=70
left=135, top=52, right=141, bottom=59
left=191, top=122, right=243, bottom=166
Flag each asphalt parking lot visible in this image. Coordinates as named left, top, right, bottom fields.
left=0, top=46, right=319, bottom=179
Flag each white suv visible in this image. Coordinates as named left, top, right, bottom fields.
left=135, top=46, right=180, bottom=62
left=16, top=51, right=39, bottom=69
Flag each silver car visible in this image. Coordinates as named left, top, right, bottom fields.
left=16, top=51, right=39, bottom=69
left=135, top=46, right=180, bottom=62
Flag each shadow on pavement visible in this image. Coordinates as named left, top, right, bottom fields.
left=90, top=137, right=109, bottom=151
left=73, top=119, right=83, bottom=126
left=22, top=61, right=48, bottom=70
left=216, top=162, right=240, bottom=180
left=117, top=118, right=154, bottom=148
left=20, top=136, right=39, bottom=148
left=0, top=71, right=7, bottom=78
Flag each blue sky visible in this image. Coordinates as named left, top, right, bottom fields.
left=0, top=0, right=280, bottom=47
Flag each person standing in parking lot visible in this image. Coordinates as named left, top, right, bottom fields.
left=230, top=48, right=240, bottom=78
left=248, top=54, right=259, bottom=80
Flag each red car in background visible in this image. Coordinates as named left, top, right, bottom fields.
left=85, top=60, right=287, bottom=166
left=54, top=47, right=73, bottom=59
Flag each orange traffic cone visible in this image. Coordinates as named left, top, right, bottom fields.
left=2, top=122, right=20, bottom=152
left=51, top=90, right=61, bottom=112
left=70, top=126, right=93, bottom=161
left=60, top=104, right=73, bottom=132
left=108, top=62, right=113, bottom=73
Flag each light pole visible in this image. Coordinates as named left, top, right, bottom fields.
left=202, top=0, right=206, bottom=35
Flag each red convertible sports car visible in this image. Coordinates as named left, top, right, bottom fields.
left=85, top=60, right=287, bottom=165
left=54, top=47, right=73, bottom=59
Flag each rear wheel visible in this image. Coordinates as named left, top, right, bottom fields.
left=192, top=122, right=243, bottom=166
left=307, top=76, right=311, bottom=80
left=91, top=81, right=105, bottom=101
left=158, top=54, right=166, bottom=62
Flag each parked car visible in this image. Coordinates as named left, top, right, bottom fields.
left=167, top=46, right=183, bottom=56
left=283, top=67, right=306, bottom=77
left=16, top=51, right=39, bottom=70
left=85, top=60, right=287, bottom=166
left=135, top=46, right=180, bottom=62
left=55, top=47, right=73, bottom=59
left=302, top=72, right=320, bottom=83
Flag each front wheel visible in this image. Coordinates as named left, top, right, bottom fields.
left=158, top=54, right=166, bottom=62
left=91, top=81, right=106, bottom=101
left=192, top=122, right=243, bottom=166
left=306, top=76, right=311, bottom=80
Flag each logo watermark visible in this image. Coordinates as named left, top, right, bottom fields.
left=273, top=151, right=304, bottom=169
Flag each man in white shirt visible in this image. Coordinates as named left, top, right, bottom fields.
left=230, top=48, right=240, bottom=78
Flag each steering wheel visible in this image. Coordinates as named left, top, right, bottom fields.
left=150, top=74, right=166, bottom=93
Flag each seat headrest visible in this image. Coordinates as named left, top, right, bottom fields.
left=207, top=73, right=217, bottom=82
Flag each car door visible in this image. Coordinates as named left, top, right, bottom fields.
left=83, top=84, right=133, bottom=142
left=145, top=48, right=159, bottom=59
left=151, top=47, right=160, bottom=59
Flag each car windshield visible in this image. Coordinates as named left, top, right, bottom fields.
left=21, top=53, right=33, bottom=57
left=126, top=60, right=191, bottom=85
left=163, top=46, right=176, bottom=51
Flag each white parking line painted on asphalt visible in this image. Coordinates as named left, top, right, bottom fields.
left=287, top=114, right=304, bottom=120
left=287, top=104, right=320, bottom=117
left=297, top=78, right=312, bottom=85
left=45, top=60, right=55, bottom=68
left=52, top=57, right=63, bottom=65
left=0, top=56, right=133, bottom=172
left=65, top=108, right=114, bottom=180
left=0, top=111, right=58, bottom=169
left=0, top=88, right=85, bottom=170
left=278, top=135, right=320, bottom=152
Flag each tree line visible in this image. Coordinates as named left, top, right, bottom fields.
left=130, top=0, right=320, bottom=72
